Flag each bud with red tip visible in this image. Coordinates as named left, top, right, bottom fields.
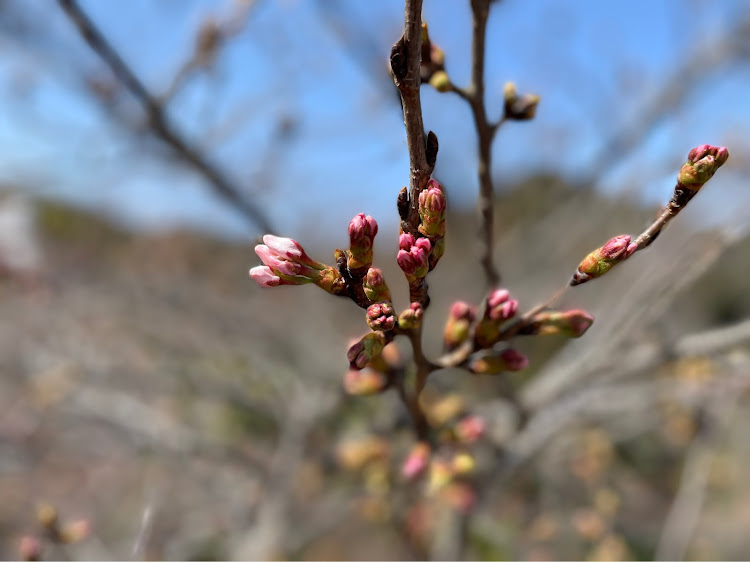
left=344, top=368, right=389, bottom=395
left=522, top=309, right=594, bottom=338
left=468, top=348, right=529, bottom=374
left=347, top=213, right=378, bottom=271
left=366, top=302, right=396, bottom=332
left=363, top=267, right=392, bottom=303
left=677, top=144, right=729, bottom=191
left=571, top=234, right=636, bottom=286
left=443, top=301, right=476, bottom=351
left=418, top=179, right=447, bottom=238
left=397, top=233, right=431, bottom=281
left=347, top=331, right=389, bottom=370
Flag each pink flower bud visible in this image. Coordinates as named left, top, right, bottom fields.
left=454, top=415, right=485, bottom=443
left=343, top=368, right=388, bottom=395
left=249, top=265, right=281, bottom=287
left=347, top=213, right=378, bottom=271
left=500, top=348, right=529, bottom=371
left=363, top=267, right=392, bottom=303
left=397, top=235, right=432, bottom=281
left=255, top=244, right=305, bottom=276
left=444, top=301, right=476, bottom=351
left=366, top=302, right=396, bottom=332
left=487, top=288, right=509, bottom=309
left=402, top=442, right=431, bottom=480
left=571, top=235, right=632, bottom=286
left=418, top=179, right=447, bottom=237
left=252, top=235, right=333, bottom=289
left=347, top=332, right=388, bottom=370
left=19, top=536, right=42, bottom=562
left=468, top=348, right=529, bottom=374
left=398, top=302, right=423, bottom=330
left=523, top=309, right=594, bottom=338
left=677, top=144, right=729, bottom=190
left=399, top=232, right=415, bottom=251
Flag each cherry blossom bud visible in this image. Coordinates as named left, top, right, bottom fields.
left=468, top=348, right=529, bottom=374
left=418, top=179, right=447, bottom=238
left=398, top=302, right=423, bottom=331
left=347, top=213, right=378, bottom=271
left=397, top=234, right=431, bottom=281
left=451, top=452, right=475, bottom=475
left=454, top=414, right=486, bottom=443
left=347, top=331, right=388, bottom=370
left=343, top=368, right=389, bottom=395
left=366, top=302, right=396, bottom=332
left=522, top=309, right=594, bottom=338
left=474, top=288, right=519, bottom=347
left=251, top=236, right=343, bottom=292
left=402, top=441, right=431, bottom=480
left=363, top=267, right=392, bottom=302
left=443, top=301, right=476, bottom=351
left=677, top=144, right=729, bottom=190
left=19, top=536, right=42, bottom=562
left=571, top=234, right=634, bottom=286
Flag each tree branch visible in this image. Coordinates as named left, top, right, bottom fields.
left=57, top=0, right=275, bottom=234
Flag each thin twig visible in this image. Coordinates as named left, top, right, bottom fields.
left=56, top=0, right=275, bottom=234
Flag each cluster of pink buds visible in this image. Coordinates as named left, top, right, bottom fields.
left=366, top=302, right=396, bottom=332
left=677, top=144, right=730, bottom=191
left=398, top=302, right=424, bottom=331
left=521, top=309, right=594, bottom=338
left=571, top=234, right=637, bottom=286
left=397, top=233, right=431, bottom=282
left=468, top=348, right=529, bottom=375
left=347, top=213, right=378, bottom=273
left=474, top=288, right=520, bottom=347
left=250, top=235, right=343, bottom=294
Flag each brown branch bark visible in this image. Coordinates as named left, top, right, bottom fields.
left=57, top=0, right=275, bottom=235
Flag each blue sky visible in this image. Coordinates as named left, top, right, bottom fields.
left=0, top=0, right=748, bottom=244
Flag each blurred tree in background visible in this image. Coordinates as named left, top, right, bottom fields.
left=1, top=0, right=750, bottom=560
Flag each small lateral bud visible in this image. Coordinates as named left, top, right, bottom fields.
left=397, top=187, right=409, bottom=221
left=347, top=331, right=388, bottom=370
left=398, top=302, right=423, bottom=331
left=469, top=348, right=529, bottom=374
left=425, top=131, right=439, bottom=169
left=522, top=309, right=594, bottom=338
left=37, top=503, right=58, bottom=529
left=58, top=519, right=91, bottom=544
left=363, top=267, right=392, bottom=302
left=474, top=288, right=519, bottom=347
left=343, top=368, right=389, bottom=396
left=418, top=179, right=447, bottom=238
left=504, top=81, right=540, bottom=121
left=571, top=234, right=633, bottom=286
left=366, top=302, right=396, bottom=332
left=443, top=301, right=476, bottom=351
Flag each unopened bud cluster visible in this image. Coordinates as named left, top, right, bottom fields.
left=504, top=82, right=540, bottom=121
